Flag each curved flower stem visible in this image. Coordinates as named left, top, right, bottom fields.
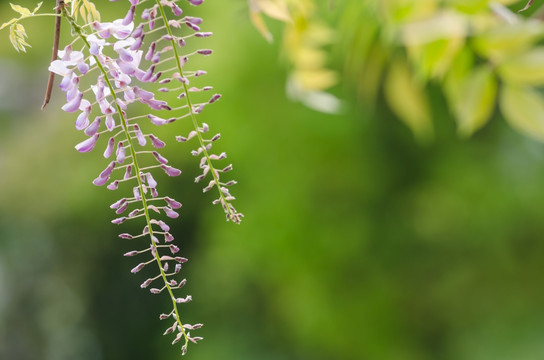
left=155, top=0, right=239, bottom=222
left=60, top=7, right=189, bottom=346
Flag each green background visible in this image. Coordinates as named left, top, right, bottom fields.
left=1, top=1, right=544, bottom=359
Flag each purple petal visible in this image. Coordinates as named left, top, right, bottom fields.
left=99, top=161, right=116, bottom=179
left=124, top=165, right=132, bottom=180
left=58, top=74, right=73, bottom=92
left=164, top=207, right=179, bottom=219
left=132, top=23, right=144, bottom=38
left=117, top=47, right=134, bottom=62
left=146, top=173, right=157, bottom=188
left=130, top=36, right=143, bottom=51
left=117, top=59, right=136, bottom=75
left=147, top=99, right=169, bottom=110
left=152, top=151, right=168, bottom=164
left=165, top=197, right=182, bottom=209
left=134, top=87, right=154, bottom=100
left=62, top=92, right=83, bottom=113
left=104, top=137, right=115, bottom=158
left=149, top=134, right=165, bottom=148
left=85, top=117, right=101, bottom=136
left=172, top=4, right=183, bottom=16
left=148, top=114, right=169, bottom=126
left=116, top=201, right=129, bottom=214
left=122, top=6, right=135, bottom=25
left=75, top=134, right=99, bottom=153
left=75, top=111, right=90, bottom=130
left=116, top=142, right=126, bottom=163
left=93, top=175, right=109, bottom=186
left=133, top=186, right=141, bottom=200
left=107, top=180, right=119, bottom=190
left=209, top=94, right=222, bottom=104
left=145, top=42, right=156, bottom=61
left=130, top=262, right=145, bottom=273
left=185, top=16, right=203, bottom=25
left=161, top=165, right=182, bottom=177
left=77, top=61, right=89, bottom=75
left=106, top=114, right=115, bottom=131
left=186, top=22, right=200, bottom=31
left=133, top=124, right=147, bottom=146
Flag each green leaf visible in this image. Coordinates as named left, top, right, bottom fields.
left=400, top=11, right=468, bottom=80
left=384, top=57, right=433, bottom=142
left=500, top=84, right=544, bottom=141
left=447, top=65, right=498, bottom=137
left=33, top=2, right=43, bottom=14
left=472, top=21, right=544, bottom=62
left=9, top=3, right=31, bottom=16
left=497, top=47, right=544, bottom=85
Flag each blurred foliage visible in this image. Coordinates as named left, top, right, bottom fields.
left=2, top=1, right=544, bottom=360
left=260, top=0, right=544, bottom=142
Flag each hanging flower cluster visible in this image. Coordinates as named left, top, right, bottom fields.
left=45, top=0, right=242, bottom=354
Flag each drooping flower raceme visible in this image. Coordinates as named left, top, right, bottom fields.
left=48, top=0, right=242, bottom=354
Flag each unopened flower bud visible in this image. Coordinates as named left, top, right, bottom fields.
left=131, top=262, right=146, bottom=273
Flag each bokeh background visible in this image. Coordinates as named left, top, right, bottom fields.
left=2, top=1, right=544, bottom=359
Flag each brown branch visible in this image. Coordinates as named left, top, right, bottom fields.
left=41, top=0, right=64, bottom=110
left=519, top=0, right=535, bottom=13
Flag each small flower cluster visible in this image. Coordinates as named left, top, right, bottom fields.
left=177, top=122, right=243, bottom=223
left=47, top=0, right=241, bottom=354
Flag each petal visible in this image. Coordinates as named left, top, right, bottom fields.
left=104, top=137, right=115, bottom=158
left=164, top=207, right=179, bottom=219
left=149, top=134, right=165, bottom=148
left=75, top=134, right=99, bottom=153
left=116, top=142, right=126, bottom=163
left=49, top=60, right=71, bottom=77
left=146, top=173, right=157, bottom=188
left=85, top=117, right=101, bottom=136
left=161, top=165, right=182, bottom=177
left=75, top=111, right=90, bottom=130
left=152, top=151, right=168, bottom=164
left=148, top=114, right=169, bottom=126
left=106, top=114, right=116, bottom=131
left=62, top=92, right=83, bottom=113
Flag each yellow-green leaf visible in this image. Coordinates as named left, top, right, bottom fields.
left=400, top=11, right=467, bottom=79
left=87, top=2, right=100, bottom=23
left=448, top=65, right=497, bottom=137
left=10, top=3, right=31, bottom=16
left=497, top=47, right=544, bottom=85
left=500, top=84, right=544, bottom=141
left=249, top=10, right=273, bottom=42
left=0, top=18, right=17, bottom=31
left=70, top=0, right=81, bottom=19
left=472, top=21, right=544, bottom=61
left=33, top=2, right=43, bottom=13
left=255, top=0, right=290, bottom=22
left=8, top=24, right=23, bottom=52
left=384, top=57, right=433, bottom=142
